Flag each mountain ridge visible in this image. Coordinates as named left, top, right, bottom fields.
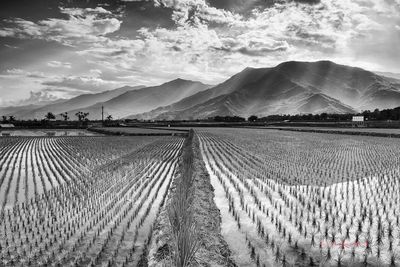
left=0, top=85, right=145, bottom=120
left=66, top=79, right=210, bottom=119
left=131, top=60, right=400, bottom=120
left=2, top=61, right=399, bottom=120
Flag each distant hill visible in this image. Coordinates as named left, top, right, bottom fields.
left=0, top=104, right=50, bottom=119
left=132, top=61, right=400, bottom=120
left=70, top=79, right=210, bottom=120
left=1, top=86, right=144, bottom=120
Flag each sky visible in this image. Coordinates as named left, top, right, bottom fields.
left=0, top=0, right=399, bottom=106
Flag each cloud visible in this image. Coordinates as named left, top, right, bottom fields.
left=64, top=0, right=399, bottom=87
left=1, top=0, right=399, bottom=105
left=4, top=44, right=20, bottom=49
left=47, top=61, right=72, bottom=68
left=90, top=69, right=103, bottom=76
left=42, top=74, right=122, bottom=92
left=6, top=68, right=25, bottom=75
left=0, top=68, right=126, bottom=106
left=15, top=91, right=60, bottom=106
left=0, top=7, right=122, bottom=46
left=152, top=0, right=242, bottom=26
left=0, top=69, right=57, bottom=106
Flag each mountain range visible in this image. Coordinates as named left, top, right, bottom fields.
left=67, top=79, right=209, bottom=119
left=1, top=61, right=399, bottom=120
left=132, top=61, right=400, bottom=120
left=0, top=85, right=144, bottom=120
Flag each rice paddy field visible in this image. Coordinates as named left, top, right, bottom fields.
left=266, top=126, right=400, bottom=135
left=0, top=133, right=184, bottom=266
left=258, top=126, right=400, bottom=139
left=90, top=127, right=186, bottom=136
left=1, top=127, right=399, bottom=266
left=198, top=128, right=400, bottom=266
left=0, top=130, right=99, bottom=137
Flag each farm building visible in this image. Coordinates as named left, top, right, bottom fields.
left=352, top=116, right=365, bottom=127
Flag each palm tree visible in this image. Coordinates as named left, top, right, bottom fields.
left=60, top=112, right=69, bottom=121
left=75, top=111, right=89, bottom=121
left=45, top=112, right=56, bottom=121
left=106, top=115, right=113, bottom=121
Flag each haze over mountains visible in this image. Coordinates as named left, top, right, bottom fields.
left=67, top=79, right=210, bottom=119
left=1, top=61, right=400, bottom=120
left=133, top=61, right=400, bottom=120
left=0, top=85, right=144, bottom=120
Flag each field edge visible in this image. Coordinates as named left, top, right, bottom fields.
left=146, top=132, right=236, bottom=266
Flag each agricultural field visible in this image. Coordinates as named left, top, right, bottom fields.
left=198, top=128, right=400, bottom=266
left=1, top=127, right=399, bottom=267
left=264, top=126, right=400, bottom=137
left=90, top=127, right=186, bottom=136
left=0, top=130, right=99, bottom=137
left=0, top=134, right=184, bottom=266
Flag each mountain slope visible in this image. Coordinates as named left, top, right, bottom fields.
left=151, top=83, right=354, bottom=120
left=132, top=61, right=398, bottom=120
left=375, top=71, right=400, bottom=82
left=8, top=86, right=144, bottom=120
left=0, top=104, right=49, bottom=119
left=297, top=94, right=356, bottom=114
left=274, top=61, right=400, bottom=109
left=0, top=99, right=67, bottom=118
left=128, top=67, right=277, bottom=120
left=68, top=79, right=210, bottom=119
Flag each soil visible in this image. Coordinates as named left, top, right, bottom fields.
left=147, top=133, right=236, bottom=266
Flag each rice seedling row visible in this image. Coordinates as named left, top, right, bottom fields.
left=0, top=136, right=183, bottom=266
left=0, top=136, right=165, bottom=211
left=198, top=128, right=400, bottom=266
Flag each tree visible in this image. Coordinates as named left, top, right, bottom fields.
left=2, top=116, right=7, bottom=123
left=8, top=116, right=15, bottom=122
left=60, top=112, right=69, bottom=121
left=45, top=112, right=56, bottom=121
left=248, top=115, right=258, bottom=122
left=106, top=115, right=113, bottom=121
left=75, top=111, right=89, bottom=121
left=213, top=116, right=246, bottom=122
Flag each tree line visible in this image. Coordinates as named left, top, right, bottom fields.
left=1, top=111, right=113, bottom=123
left=209, top=106, right=400, bottom=122
left=2, top=106, right=399, bottom=124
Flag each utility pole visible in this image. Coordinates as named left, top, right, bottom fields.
left=101, top=106, right=104, bottom=126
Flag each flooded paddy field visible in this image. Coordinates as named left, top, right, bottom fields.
left=1, top=127, right=399, bottom=267
left=0, top=134, right=184, bottom=266
left=198, top=128, right=400, bottom=266
left=0, top=129, right=100, bottom=137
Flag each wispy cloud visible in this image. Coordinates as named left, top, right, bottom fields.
left=43, top=74, right=121, bottom=92
left=47, top=61, right=72, bottom=68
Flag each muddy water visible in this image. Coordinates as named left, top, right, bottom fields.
left=0, top=139, right=27, bottom=210
left=200, top=140, right=258, bottom=267
left=0, top=130, right=100, bottom=137
left=79, top=144, right=181, bottom=266
left=7, top=138, right=31, bottom=208
left=128, top=159, right=177, bottom=266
